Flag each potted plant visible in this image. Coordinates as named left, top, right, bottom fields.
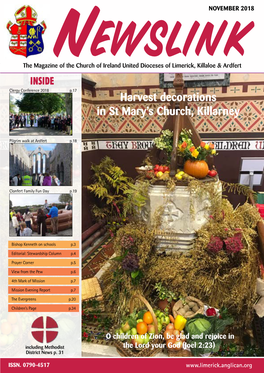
left=154, top=282, right=177, bottom=312
left=178, top=130, right=217, bottom=179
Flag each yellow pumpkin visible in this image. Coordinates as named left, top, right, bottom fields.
left=183, top=160, right=209, bottom=179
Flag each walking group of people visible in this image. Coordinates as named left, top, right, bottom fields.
left=9, top=113, right=72, bottom=135
left=10, top=173, right=61, bottom=186
left=10, top=200, right=72, bottom=237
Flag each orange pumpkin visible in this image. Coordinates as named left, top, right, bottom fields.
left=184, top=160, right=209, bottom=179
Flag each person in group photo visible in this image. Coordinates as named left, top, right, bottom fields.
left=36, top=208, right=47, bottom=236
left=30, top=113, right=34, bottom=127
left=12, top=214, right=19, bottom=236
left=49, top=203, right=59, bottom=235
left=20, top=222, right=32, bottom=237
left=23, top=208, right=33, bottom=229
left=12, top=174, right=18, bottom=186
left=21, top=173, right=33, bottom=186
left=39, top=173, right=44, bottom=186
left=14, top=211, right=23, bottom=236
left=43, top=173, right=52, bottom=186
left=9, top=111, right=72, bottom=135
left=10, top=210, right=16, bottom=220
left=11, top=174, right=22, bottom=186
left=43, top=199, right=50, bottom=214
left=53, top=174, right=61, bottom=186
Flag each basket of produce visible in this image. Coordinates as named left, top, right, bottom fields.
left=113, top=294, right=165, bottom=357
left=173, top=296, right=204, bottom=319
left=135, top=166, right=153, bottom=175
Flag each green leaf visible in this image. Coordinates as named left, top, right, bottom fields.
left=138, top=310, right=147, bottom=319
left=128, top=318, right=137, bottom=328
left=111, top=250, right=128, bottom=262
left=111, top=255, right=124, bottom=262
left=131, top=270, right=139, bottom=279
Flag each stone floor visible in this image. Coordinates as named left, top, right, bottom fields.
left=10, top=126, right=70, bottom=137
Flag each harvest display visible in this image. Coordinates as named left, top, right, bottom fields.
left=82, top=74, right=264, bottom=357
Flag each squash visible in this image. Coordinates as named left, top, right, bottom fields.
left=183, top=160, right=209, bottom=179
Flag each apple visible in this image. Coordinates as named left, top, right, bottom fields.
left=137, top=334, right=146, bottom=345
left=143, top=333, right=150, bottom=344
left=154, top=164, right=160, bottom=171
left=121, top=321, right=130, bottom=332
left=131, top=334, right=145, bottom=349
left=131, top=328, right=137, bottom=336
left=154, top=310, right=161, bottom=317
left=164, top=316, right=170, bottom=325
left=147, top=324, right=155, bottom=334
left=136, top=319, right=143, bottom=323
left=158, top=166, right=164, bottom=172
left=163, top=166, right=170, bottom=172
left=118, top=328, right=126, bottom=341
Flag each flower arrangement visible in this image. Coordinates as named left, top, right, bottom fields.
left=178, top=129, right=217, bottom=161
left=153, top=129, right=173, bottom=161
left=207, top=236, right=224, bottom=253
left=207, top=233, right=244, bottom=255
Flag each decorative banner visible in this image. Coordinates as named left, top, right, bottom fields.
left=82, top=140, right=264, bottom=152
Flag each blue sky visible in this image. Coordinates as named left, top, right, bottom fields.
left=10, top=194, right=68, bottom=207
left=24, top=144, right=57, bottom=151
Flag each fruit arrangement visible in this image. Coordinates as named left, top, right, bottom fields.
left=138, top=162, right=218, bottom=182
left=153, top=164, right=170, bottom=179
left=173, top=296, right=204, bottom=319
left=115, top=308, right=171, bottom=350
left=163, top=314, right=187, bottom=352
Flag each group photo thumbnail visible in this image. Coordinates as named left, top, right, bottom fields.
left=9, top=193, right=73, bottom=237
left=9, top=92, right=73, bottom=136
left=9, top=143, right=73, bottom=187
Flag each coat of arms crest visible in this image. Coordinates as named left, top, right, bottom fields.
left=7, top=5, right=47, bottom=57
